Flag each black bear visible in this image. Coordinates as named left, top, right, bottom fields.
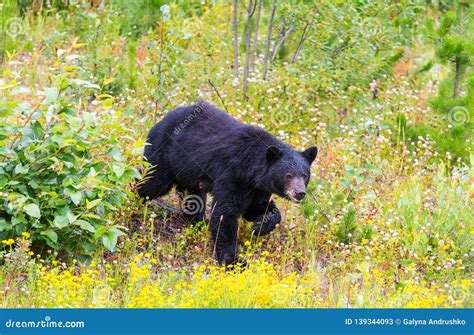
left=138, top=102, right=317, bottom=265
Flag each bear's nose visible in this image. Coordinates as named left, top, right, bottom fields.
left=295, top=191, right=306, bottom=200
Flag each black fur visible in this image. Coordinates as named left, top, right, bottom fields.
left=138, top=102, right=317, bottom=265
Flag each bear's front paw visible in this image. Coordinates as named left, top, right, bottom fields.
left=217, top=250, right=247, bottom=270
left=217, top=249, right=237, bottom=266
left=224, top=259, right=248, bottom=272
left=252, top=208, right=281, bottom=236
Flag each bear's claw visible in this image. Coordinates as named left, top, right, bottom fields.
left=252, top=209, right=281, bottom=236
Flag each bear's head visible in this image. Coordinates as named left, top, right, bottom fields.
left=263, top=146, right=318, bottom=203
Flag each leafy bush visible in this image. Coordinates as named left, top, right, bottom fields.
left=394, top=162, right=473, bottom=263
left=0, top=94, right=140, bottom=259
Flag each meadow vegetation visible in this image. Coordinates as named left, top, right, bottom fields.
left=0, top=0, right=472, bottom=307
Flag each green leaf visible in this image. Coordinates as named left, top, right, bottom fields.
left=356, top=262, right=371, bottom=274
left=70, top=191, right=82, bottom=205
left=53, top=214, right=69, bottom=229
left=0, top=110, right=13, bottom=118
left=356, top=176, right=365, bottom=183
left=67, top=211, right=77, bottom=224
left=340, top=178, right=351, bottom=188
left=123, top=167, right=141, bottom=180
left=24, top=204, right=41, bottom=218
left=11, top=215, right=26, bottom=226
left=94, top=225, right=108, bottom=238
left=43, top=87, right=59, bottom=105
left=41, top=230, right=58, bottom=243
left=112, top=163, right=125, bottom=178
left=0, top=219, right=8, bottom=232
left=60, top=138, right=78, bottom=148
left=74, top=220, right=96, bottom=233
left=0, top=101, right=20, bottom=108
left=69, top=79, right=100, bottom=90
left=14, top=164, right=29, bottom=175
left=86, top=198, right=102, bottom=210
left=102, top=228, right=125, bottom=252
left=0, top=175, right=9, bottom=188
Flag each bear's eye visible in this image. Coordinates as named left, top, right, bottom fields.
left=285, top=173, right=293, bottom=180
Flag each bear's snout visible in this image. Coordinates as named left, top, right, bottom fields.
left=285, top=176, right=307, bottom=203
left=294, top=191, right=306, bottom=201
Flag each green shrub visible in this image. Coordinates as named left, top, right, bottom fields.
left=393, top=161, right=473, bottom=263
left=420, top=2, right=474, bottom=161
left=0, top=95, right=140, bottom=259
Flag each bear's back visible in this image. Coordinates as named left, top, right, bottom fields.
left=149, top=102, right=288, bottom=155
left=167, top=102, right=243, bottom=135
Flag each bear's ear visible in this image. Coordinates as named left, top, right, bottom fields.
left=302, top=146, right=318, bottom=164
left=266, top=146, right=283, bottom=163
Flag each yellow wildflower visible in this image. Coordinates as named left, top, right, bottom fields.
left=2, top=239, right=14, bottom=246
